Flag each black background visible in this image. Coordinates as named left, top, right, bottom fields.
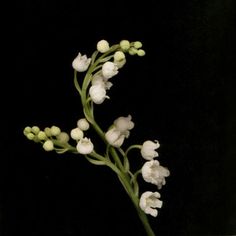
left=2, top=0, right=236, bottom=235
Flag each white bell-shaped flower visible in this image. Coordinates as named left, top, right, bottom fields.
left=105, top=115, right=134, bottom=147
left=141, top=140, right=160, bottom=160
left=89, top=84, right=108, bottom=104
left=141, top=160, right=170, bottom=189
left=72, top=53, right=91, bottom=72
left=114, top=115, right=134, bottom=133
left=102, top=61, right=118, bottom=79
left=139, top=191, right=163, bottom=217
left=105, top=127, right=125, bottom=147
left=76, top=137, right=94, bottom=154
left=92, top=73, right=113, bottom=90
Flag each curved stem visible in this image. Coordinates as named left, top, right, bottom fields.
left=125, top=144, right=142, bottom=156
left=77, top=44, right=156, bottom=236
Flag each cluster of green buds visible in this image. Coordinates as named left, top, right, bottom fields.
left=23, top=39, right=169, bottom=236
left=23, top=125, right=70, bottom=152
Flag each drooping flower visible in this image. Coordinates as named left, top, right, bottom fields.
left=92, top=73, right=113, bottom=90
left=89, top=84, right=108, bottom=104
left=139, top=191, right=163, bottom=217
left=72, top=53, right=91, bottom=72
left=76, top=137, right=94, bottom=154
left=102, top=61, right=118, bottom=79
left=141, top=140, right=160, bottom=160
left=97, top=40, right=110, bottom=53
left=105, top=127, right=126, bottom=147
left=141, top=160, right=170, bottom=189
left=114, top=115, right=134, bottom=134
left=105, top=115, right=134, bottom=147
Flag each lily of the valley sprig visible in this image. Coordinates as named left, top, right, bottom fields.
left=23, top=39, right=170, bottom=236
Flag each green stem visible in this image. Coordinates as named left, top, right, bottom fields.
left=117, top=171, right=156, bottom=236
left=77, top=44, right=156, bottom=236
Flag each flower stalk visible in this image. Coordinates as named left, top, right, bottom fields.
left=23, top=39, right=170, bottom=236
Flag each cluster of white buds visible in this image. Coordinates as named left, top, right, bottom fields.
left=139, top=140, right=170, bottom=217
left=70, top=118, right=94, bottom=154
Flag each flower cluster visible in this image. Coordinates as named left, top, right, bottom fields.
left=23, top=118, right=94, bottom=155
left=23, top=39, right=169, bottom=236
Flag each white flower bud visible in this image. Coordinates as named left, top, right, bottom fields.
left=141, top=140, right=160, bottom=160
left=139, top=191, right=163, bottom=217
left=89, top=84, right=108, bottom=104
left=77, top=118, right=90, bottom=131
left=50, top=126, right=61, bottom=136
left=97, top=40, right=110, bottom=53
left=102, top=61, right=118, bottom=79
left=72, top=53, right=91, bottom=72
left=70, top=128, right=84, bottom=140
left=43, top=140, right=54, bottom=151
left=57, top=132, right=70, bottom=143
left=141, top=160, right=170, bottom=189
left=76, top=137, right=94, bottom=154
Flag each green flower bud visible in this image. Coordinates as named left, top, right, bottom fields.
left=114, top=51, right=125, bottom=62
left=32, top=126, right=40, bottom=134
left=97, top=40, right=110, bottom=53
left=23, top=126, right=32, bottom=134
left=133, top=41, right=142, bottom=49
left=128, top=47, right=138, bottom=55
left=26, top=133, right=35, bottom=140
left=120, top=40, right=130, bottom=51
left=57, top=132, right=70, bottom=143
left=51, top=126, right=61, bottom=136
left=43, top=140, right=54, bottom=151
left=137, top=49, right=146, bottom=56
left=37, top=131, right=47, bottom=140
left=44, top=127, right=52, bottom=137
